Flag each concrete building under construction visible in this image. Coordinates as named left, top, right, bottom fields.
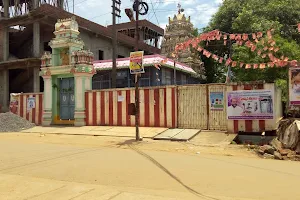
left=0, top=0, right=164, bottom=111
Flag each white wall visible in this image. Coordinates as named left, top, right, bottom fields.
left=79, top=30, right=132, bottom=60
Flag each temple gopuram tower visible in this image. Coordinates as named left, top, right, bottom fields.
left=161, top=4, right=204, bottom=78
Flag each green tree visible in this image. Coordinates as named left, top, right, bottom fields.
left=201, top=0, right=300, bottom=101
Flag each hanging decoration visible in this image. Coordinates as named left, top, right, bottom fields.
left=298, top=23, right=300, bottom=32
left=174, top=27, right=300, bottom=69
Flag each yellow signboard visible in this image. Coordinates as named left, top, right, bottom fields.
left=129, top=51, right=145, bottom=74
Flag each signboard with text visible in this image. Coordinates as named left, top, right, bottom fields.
left=129, top=51, right=145, bottom=74
left=289, top=67, right=300, bottom=105
left=209, top=92, right=224, bottom=110
left=227, top=90, right=274, bottom=120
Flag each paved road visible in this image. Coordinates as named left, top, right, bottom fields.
left=0, top=133, right=299, bottom=200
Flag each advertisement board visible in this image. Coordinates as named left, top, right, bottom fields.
left=209, top=92, right=224, bottom=110
left=289, top=67, right=300, bottom=105
left=129, top=51, right=145, bottom=74
left=227, top=90, right=274, bottom=120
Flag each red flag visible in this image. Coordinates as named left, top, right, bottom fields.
left=253, top=64, right=259, bottom=69
left=298, top=23, right=300, bottom=32
left=274, top=47, right=280, bottom=52
left=257, top=50, right=262, bottom=55
left=261, top=54, right=266, bottom=58
left=232, top=61, right=237, bottom=67
left=219, top=57, right=224, bottom=63
left=260, top=63, right=266, bottom=69
left=284, top=57, right=289, bottom=62
left=230, top=34, right=236, bottom=40
left=197, top=47, right=204, bottom=52
left=212, top=54, right=219, bottom=61
left=252, top=33, right=257, bottom=40
left=216, top=35, right=221, bottom=40
left=225, top=58, right=232, bottom=66
left=263, top=46, right=268, bottom=51
left=242, top=34, right=249, bottom=41
left=251, top=45, right=257, bottom=52
left=267, top=30, right=272, bottom=39
left=235, top=34, right=242, bottom=41
left=240, top=62, right=244, bottom=68
left=268, top=62, right=275, bottom=68
left=269, top=47, right=274, bottom=51
left=223, top=34, right=228, bottom=40
left=224, top=40, right=227, bottom=45
left=257, top=32, right=263, bottom=38
left=245, top=64, right=251, bottom=69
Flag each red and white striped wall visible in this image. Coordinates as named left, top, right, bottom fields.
left=227, top=83, right=278, bottom=133
left=85, top=86, right=177, bottom=128
left=17, top=93, right=43, bottom=125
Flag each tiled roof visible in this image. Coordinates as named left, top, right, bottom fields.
left=93, top=55, right=197, bottom=75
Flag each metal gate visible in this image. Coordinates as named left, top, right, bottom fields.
left=60, top=78, right=75, bottom=120
left=177, top=84, right=227, bottom=130
left=178, top=85, right=208, bottom=129
left=208, top=84, right=227, bottom=130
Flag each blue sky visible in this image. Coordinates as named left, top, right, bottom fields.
left=69, top=0, right=223, bottom=29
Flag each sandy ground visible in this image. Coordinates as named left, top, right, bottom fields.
left=0, top=132, right=298, bottom=200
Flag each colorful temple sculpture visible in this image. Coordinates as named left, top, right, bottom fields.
left=160, top=4, right=205, bottom=79
left=40, top=17, right=95, bottom=126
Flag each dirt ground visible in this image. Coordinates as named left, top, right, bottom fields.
left=0, top=131, right=257, bottom=159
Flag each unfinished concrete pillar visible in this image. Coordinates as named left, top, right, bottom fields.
left=3, top=0, right=9, bottom=18
left=0, top=69, right=9, bottom=112
left=33, top=67, right=40, bottom=92
left=33, top=22, right=40, bottom=57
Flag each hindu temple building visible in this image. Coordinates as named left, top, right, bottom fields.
left=160, top=4, right=205, bottom=78
left=0, top=1, right=163, bottom=112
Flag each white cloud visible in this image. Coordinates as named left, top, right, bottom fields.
left=71, top=0, right=221, bottom=30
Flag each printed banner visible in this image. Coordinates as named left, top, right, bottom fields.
left=289, top=68, right=300, bottom=105
left=9, top=93, right=20, bottom=114
left=210, top=92, right=224, bottom=110
left=227, top=90, right=274, bottom=120
left=27, top=97, right=36, bottom=111
left=129, top=51, right=145, bottom=74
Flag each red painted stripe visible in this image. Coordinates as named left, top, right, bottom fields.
left=154, top=89, right=160, bottom=127
left=38, top=94, right=43, bottom=125
left=244, top=84, right=253, bottom=132
left=85, top=92, right=89, bottom=125
left=233, top=85, right=239, bottom=133
left=20, top=95, right=24, bottom=118
left=164, top=88, right=167, bottom=127
left=26, top=96, right=29, bottom=121
left=93, top=92, right=97, bottom=126
left=126, top=90, right=131, bottom=126
left=32, top=94, right=36, bottom=124
left=258, top=84, right=265, bottom=131
left=171, top=88, right=176, bottom=128
left=100, top=91, right=105, bottom=125
left=117, top=91, right=122, bottom=126
left=144, top=89, right=150, bottom=127
left=109, top=91, right=113, bottom=125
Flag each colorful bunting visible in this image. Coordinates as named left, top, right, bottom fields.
left=298, top=23, right=300, bottom=32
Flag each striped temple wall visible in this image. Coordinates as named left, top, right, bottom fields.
left=12, top=93, right=44, bottom=125
left=85, top=86, right=177, bottom=128
left=9, top=83, right=282, bottom=133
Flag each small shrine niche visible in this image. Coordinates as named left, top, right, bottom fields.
left=41, top=52, right=52, bottom=67
left=71, top=50, right=94, bottom=65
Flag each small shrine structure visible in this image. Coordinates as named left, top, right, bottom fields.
left=40, top=17, right=95, bottom=126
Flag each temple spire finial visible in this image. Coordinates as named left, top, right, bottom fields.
left=177, top=3, right=184, bottom=14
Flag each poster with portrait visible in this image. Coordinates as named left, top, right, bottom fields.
left=227, top=90, right=274, bottom=120
left=209, top=92, right=224, bottom=110
left=9, top=93, right=20, bottom=114
left=289, top=68, right=300, bottom=105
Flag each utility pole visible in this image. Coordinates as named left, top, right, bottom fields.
left=134, top=0, right=141, bottom=141
left=112, top=0, right=121, bottom=88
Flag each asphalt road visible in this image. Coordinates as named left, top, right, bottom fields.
left=0, top=133, right=299, bottom=200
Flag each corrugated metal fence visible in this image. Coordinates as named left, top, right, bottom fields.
left=177, top=84, right=227, bottom=130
